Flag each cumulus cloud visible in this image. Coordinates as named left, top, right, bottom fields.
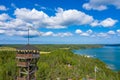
left=14, top=8, right=48, bottom=22
left=42, top=31, right=54, bottom=36
left=91, top=18, right=117, bottom=27
left=0, top=19, right=29, bottom=31
left=100, top=18, right=118, bottom=27
left=0, top=7, right=118, bottom=38
left=0, top=25, right=72, bottom=37
left=75, top=29, right=93, bottom=37
left=80, top=33, right=90, bottom=36
left=90, top=20, right=99, bottom=27
left=117, top=29, right=120, bottom=33
left=75, top=29, right=116, bottom=38
left=0, top=13, right=11, bottom=21
left=0, top=5, right=8, bottom=11
left=44, top=8, right=94, bottom=28
left=14, top=8, right=94, bottom=29
left=0, top=29, right=39, bottom=37
left=83, top=0, right=120, bottom=11
left=41, top=31, right=73, bottom=37
left=117, top=29, right=120, bottom=36
left=54, top=32, right=73, bottom=37
left=107, top=30, right=116, bottom=35
left=75, top=29, right=82, bottom=34
left=17, top=30, right=40, bottom=37
left=97, top=33, right=109, bottom=38
left=54, top=8, right=93, bottom=26
left=13, top=8, right=118, bottom=29
left=83, top=3, right=107, bottom=11
left=95, top=30, right=116, bottom=38
left=87, top=29, right=93, bottom=34
left=0, top=29, right=5, bottom=34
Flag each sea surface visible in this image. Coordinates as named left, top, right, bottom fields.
left=73, top=46, right=120, bottom=71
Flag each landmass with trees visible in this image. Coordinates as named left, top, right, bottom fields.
left=0, top=44, right=120, bottom=80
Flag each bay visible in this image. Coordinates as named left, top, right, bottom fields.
left=73, top=46, right=120, bottom=71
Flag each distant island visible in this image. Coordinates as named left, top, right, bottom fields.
left=104, top=44, right=120, bottom=46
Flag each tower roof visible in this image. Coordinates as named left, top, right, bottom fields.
left=17, top=44, right=39, bottom=51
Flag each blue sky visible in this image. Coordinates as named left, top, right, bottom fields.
left=0, top=0, right=120, bottom=44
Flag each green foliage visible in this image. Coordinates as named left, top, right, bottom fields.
left=35, top=44, right=102, bottom=52
left=37, top=50, right=120, bottom=80
left=0, top=44, right=102, bottom=52
left=0, top=45, right=120, bottom=80
left=0, top=51, right=16, bottom=80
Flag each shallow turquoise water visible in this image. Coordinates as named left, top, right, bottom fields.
left=73, top=46, right=120, bottom=71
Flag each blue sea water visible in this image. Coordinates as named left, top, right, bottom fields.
left=73, top=46, right=120, bottom=71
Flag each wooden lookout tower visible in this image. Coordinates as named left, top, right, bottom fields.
left=16, top=44, right=40, bottom=80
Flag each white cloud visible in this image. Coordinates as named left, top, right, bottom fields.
left=75, top=29, right=93, bottom=37
left=100, top=18, right=118, bottom=27
left=97, top=33, right=109, bottom=38
left=80, top=33, right=90, bottom=36
left=81, top=29, right=93, bottom=36
left=5, top=29, right=16, bottom=36
left=14, top=8, right=48, bottom=22
left=13, top=8, right=117, bottom=29
left=117, top=29, right=120, bottom=36
left=83, top=0, right=120, bottom=11
left=42, top=31, right=54, bottom=36
left=55, top=8, right=94, bottom=25
left=0, top=13, right=10, bottom=21
left=8, top=19, right=27, bottom=28
left=44, top=8, right=94, bottom=28
left=10, top=30, right=37, bottom=37
left=17, top=30, right=39, bottom=37
left=0, top=19, right=29, bottom=31
left=41, top=31, right=73, bottom=37
left=0, top=5, right=8, bottom=11
left=54, top=32, right=73, bottom=37
left=87, top=29, right=93, bottom=33
left=0, top=27, right=73, bottom=37
left=0, top=29, right=5, bottom=34
left=75, top=29, right=116, bottom=38
left=83, top=3, right=107, bottom=11
left=90, top=20, right=99, bottom=27
left=14, top=8, right=53, bottom=29
left=107, top=30, right=116, bottom=35
left=14, top=8, right=94, bottom=29
left=34, top=4, right=51, bottom=10
left=117, top=29, right=120, bottom=33
left=75, top=29, right=82, bottom=34
left=0, top=7, right=118, bottom=38
left=55, top=7, right=64, bottom=13
left=93, top=31, right=116, bottom=38
left=91, top=18, right=117, bottom=27
left=0, top=29, right=39, bottom=37
left=11, top=3, right=17, bottom=9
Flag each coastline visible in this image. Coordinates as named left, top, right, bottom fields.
left=73, top=46, right=120, bottom=71
left=74, top=52, right=117, bottom=71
